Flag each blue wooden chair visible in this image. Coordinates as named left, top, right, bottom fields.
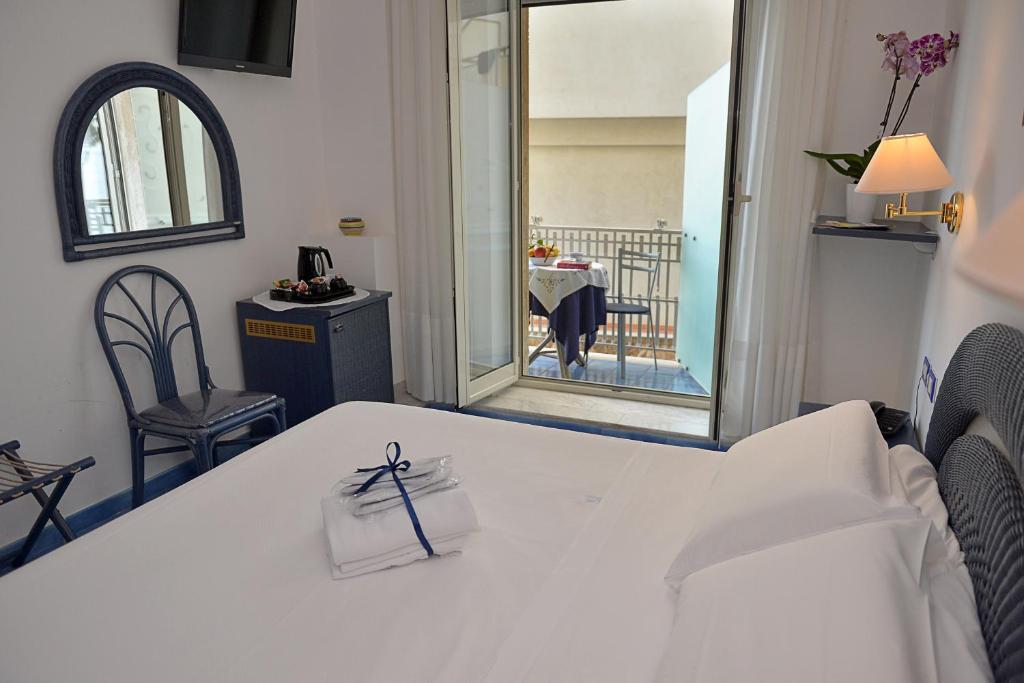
left=95, top=266, right=286, bottom=508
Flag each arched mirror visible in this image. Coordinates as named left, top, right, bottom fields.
left=55, top=62, right=243, bottom=261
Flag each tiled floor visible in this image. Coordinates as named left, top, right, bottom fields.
left=394, top=383, right=427, bottom=407
left=475, top=385, right=711, bottom=438
left=394, top=380, right=709, bottom=438
left=526, top=352, right=709, bottom=396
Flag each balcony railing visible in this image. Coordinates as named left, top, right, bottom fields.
left=528, top=224, right=683, bottom=357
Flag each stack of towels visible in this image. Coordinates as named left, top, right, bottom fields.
left=321, top=452, right=479, bottom=579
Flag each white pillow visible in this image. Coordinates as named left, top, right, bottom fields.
left=665, top=401, right=900, bottom=585
left=655, top=517, right=942, bottom=683
left=889, top=444, right=962, bottom=561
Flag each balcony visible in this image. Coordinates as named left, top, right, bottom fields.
left=526, top=224, right=709, bottom=397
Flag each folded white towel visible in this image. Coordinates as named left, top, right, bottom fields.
left=329, top=536, right=469, bottom=579
left=321, top=487, right=479, bottom=579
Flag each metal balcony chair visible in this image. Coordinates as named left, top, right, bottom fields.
left=95, top=266, right=286, bottom=508
left=606, top=248, right=662, bottom=380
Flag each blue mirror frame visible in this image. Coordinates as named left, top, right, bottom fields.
left=54, top=62, right=244, bottom=262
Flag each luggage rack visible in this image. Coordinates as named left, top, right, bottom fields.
left=0, top=440, right=95, bottom=568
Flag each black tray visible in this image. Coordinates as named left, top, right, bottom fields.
left=269, top=285, right=356, bottom=304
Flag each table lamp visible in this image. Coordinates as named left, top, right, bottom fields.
left=856, top=133, right=964, bottom=232
left=957, top=194, right=1024, bottom=302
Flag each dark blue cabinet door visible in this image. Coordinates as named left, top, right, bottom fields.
left=329, top=302, right=395, bottom=404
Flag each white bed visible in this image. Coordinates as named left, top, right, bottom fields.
left=4, top=326, right=1017, bottom=682
left=0, top=402, right=724, bottom=682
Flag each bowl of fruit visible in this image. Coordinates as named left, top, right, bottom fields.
left=528, top=237, right=560, bottom=266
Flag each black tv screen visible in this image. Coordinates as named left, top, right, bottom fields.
left=178, top=0, right=297, bottom=77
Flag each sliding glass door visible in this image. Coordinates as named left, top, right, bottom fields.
left=448, top=0, right=521, bottom=405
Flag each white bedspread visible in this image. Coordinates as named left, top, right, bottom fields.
left=0, top=403, right=722, bottom=683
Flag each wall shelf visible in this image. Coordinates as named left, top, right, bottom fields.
left=811, top=215, right=938, bottom=245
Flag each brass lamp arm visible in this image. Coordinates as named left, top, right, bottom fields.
left=883, top=191, right=964, bottom=233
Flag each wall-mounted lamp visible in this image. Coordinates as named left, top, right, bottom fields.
left=856, top=133, right=964, bottom=233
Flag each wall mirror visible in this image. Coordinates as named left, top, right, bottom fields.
left=55, top=62, right=243, bottom=261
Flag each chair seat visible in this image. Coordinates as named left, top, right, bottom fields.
left=606, top=302, right=651, bottom=315
left=139, top=389, right=278, bottom=429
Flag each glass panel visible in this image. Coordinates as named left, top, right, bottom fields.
left=457, top=1, right=514, bottom=380
left=78, top=87, right=224, bottom=235
left=126, top=87, right=174, bottom=229
left=177, top=100, right=215, bottom=225
left=81, top=114, right=117, bottom=234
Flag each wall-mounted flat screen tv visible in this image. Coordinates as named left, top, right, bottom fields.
left=178, top=0, right=297, bottom=77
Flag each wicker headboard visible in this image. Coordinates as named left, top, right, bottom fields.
left=925, top=323, right=1024, bottom=681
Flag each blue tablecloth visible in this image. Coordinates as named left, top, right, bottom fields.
left=530, top=285, right=608, bottom=365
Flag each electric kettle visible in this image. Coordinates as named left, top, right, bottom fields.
left=297, top=245, right=333, bottom=281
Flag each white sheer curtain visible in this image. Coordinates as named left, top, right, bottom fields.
left=720, top=0, right=844, bottom=441
left=389, top=0, right=458, bottom=404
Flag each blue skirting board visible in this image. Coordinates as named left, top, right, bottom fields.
left=428, top=402, right=724, bottom=451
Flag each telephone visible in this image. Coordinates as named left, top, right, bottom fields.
left=869, top=401, right=910, bottom=437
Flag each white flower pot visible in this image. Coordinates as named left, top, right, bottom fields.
left=846, top=183, right=878, bottom=223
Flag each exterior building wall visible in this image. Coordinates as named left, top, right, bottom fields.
left=527, top=0, right=734, bottom=119
left=528, top=117, right=685, bottom=230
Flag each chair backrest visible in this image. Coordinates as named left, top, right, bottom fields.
left=94, top=266, right=209, bottom=420
left=615, top=248, right=662, bottom=306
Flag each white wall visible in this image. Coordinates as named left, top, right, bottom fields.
left=802, top=0, right=956, bottom=409
left=305, top=0, right=406, bottom=378
left=0, top=0, right=402, bottom=545
left=912, top=0, right=1024, bottom=441
left=528, top=0, right=733, bottom=118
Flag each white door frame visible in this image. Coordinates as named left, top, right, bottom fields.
left=447, top=0, right=523, bottom=406
left=707, top=0, right=749, bottom=443
left=511, top=0, right=747, bottom=442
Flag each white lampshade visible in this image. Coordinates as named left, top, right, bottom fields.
left=957, top=194, right=1024, bottom=302
left=857, top=133, right=954, bottom=194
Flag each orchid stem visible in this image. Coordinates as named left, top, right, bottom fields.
left=891, top=74, right=922, bottom=135
left=878, top=58, right=902, bottom=138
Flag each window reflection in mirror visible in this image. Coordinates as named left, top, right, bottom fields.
left=79, top=87, right=224, bottom=235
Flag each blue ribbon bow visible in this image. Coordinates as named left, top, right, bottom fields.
left=354, top=442, right=434, bottom=556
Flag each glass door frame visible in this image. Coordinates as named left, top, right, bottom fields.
left=513, top=0, right=749, bottom=441
left=707, top=0, right=749, bottom=442
left=447, top=0, right=524, bottom=406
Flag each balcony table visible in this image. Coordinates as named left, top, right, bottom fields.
left=528, top=261, right=609, bottom=377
